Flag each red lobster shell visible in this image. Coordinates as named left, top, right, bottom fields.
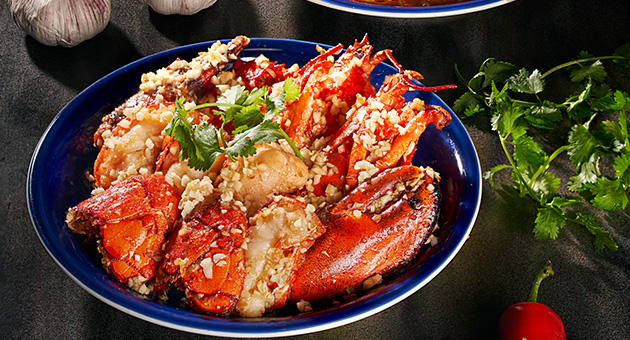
left=66, top=174, right=180, bottom=292
left=290, top=165, right=441, bottom=303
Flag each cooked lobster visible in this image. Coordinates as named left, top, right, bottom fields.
left=65, top=35, right=454, bottom=316
left=290, top=165, right=441, bottom=302
left=151, top=193, right=248, bottom=314
left=66, top=174, right=180, bottom=293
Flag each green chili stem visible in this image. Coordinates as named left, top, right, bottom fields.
left=527, top=260, right=555, bottom=303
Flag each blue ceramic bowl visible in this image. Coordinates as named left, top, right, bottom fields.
left=27, top=38, right=481, bottom=337
left=306, top=0, right=514, bottom=18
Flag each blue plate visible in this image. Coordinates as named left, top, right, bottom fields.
left=306, top=0, right=514, bottom=18
left=27, top=38, right=481, bottom=337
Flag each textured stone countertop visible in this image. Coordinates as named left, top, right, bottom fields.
left=1, top=0, right=629, bottom=338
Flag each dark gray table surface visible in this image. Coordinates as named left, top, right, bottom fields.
left=2, top=0, right=629, bottom=339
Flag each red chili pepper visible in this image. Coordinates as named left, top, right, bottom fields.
left=498, top=261, right=566, bottom=340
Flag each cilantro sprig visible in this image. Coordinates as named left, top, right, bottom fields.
left=454, top=43, right=630, bottom=251
left=165, top=78, right=302, bottom=171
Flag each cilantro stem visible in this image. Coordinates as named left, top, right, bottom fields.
left=190, top=102, right=242, bottom=111
left=499, top=134, right=543, bottom=204
left=527, top=145, right=569, bottom=187
left=277, top=128, right=304, bottom=161
left=526, top=260, right=555, bottom=303
left=501, top=130, right=569, bottom=205
left=454, top=63, right=486, bottom=99
left=454, top=64, right=471, bottom=91
left=510, top=98, right=540, bottom=107
left=541, top=56, right=629, bottom=79
left=566, top=215, right=589, bottom=228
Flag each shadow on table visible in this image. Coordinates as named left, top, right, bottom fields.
left=25, top=24, right=141, bottom=92
left=147, top=0, right=261, bottom=45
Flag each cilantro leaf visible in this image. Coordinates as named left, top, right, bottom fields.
left=534, top=205, right=565, bottom=239
left=565, top=82, right=592, bottom=114
left=513, top=135, right=546, bottom=172
left=165, top=78, right=303, bottom=171
left=613, top=42, right=630, bottom=68
left=599, top=90, right=630, bottom=113
left=467, top=73, right=485, bottom=93
left=243, top=87, right=266, bottom=106
left=268, top=77, right=300, bottom=114
left=217, top=85, right=250, bottom=122
left=569, top=59, right=607, bottom=83
left=453, top=92, right=483, bottom=117
left=456, top=44, right=630, bottom=251
left=479, top=59, right=517, bottom=89
left=600, top=119, right=628, bottom=152
left=568, top=154, right=600, bottom=191
left=524, top=101, right=563, bottom=130
left=529, top=171, right=561, bottom=202
left=491, top=100, right=528, bottom=139
left=613, top=149, right=630, bottom=179
left=484, top=164, right=512, bottom=189
left=575, top=213, right=618, bottom=251
left=590, top=177, right=628, bottom=211
left=488, top=81, right=509, bottom=107
left=188, top=123, right=223, bottom=170
left=219, top=85, right=250, bottom=106
left=225, top=120, right=285, bottom=160
left=587, top=83, right=614, bottom=111
left=464, top=103, right=484, bottom=118
left=509, top=68, right=544, bottom=94
left=233, top=105, right=265, bottom=131
left=568, top=124, right=600, bottom=165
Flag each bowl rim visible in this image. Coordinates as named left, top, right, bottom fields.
left=27, top=37, right=482, bottom=337
left=304, top=0, right=515, bottom=18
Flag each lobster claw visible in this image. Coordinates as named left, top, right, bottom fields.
left=289, top=165, right=440, bottom=303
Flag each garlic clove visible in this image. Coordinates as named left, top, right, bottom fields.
left=10, top=0, right=111, bottom=48
left=140, top=0, right=218, bottom=15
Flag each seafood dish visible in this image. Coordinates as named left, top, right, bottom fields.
left=305, top=0, right=514, bottom=19
left=64, top=35, right=456, bottom=317
left=351, top=0, right=471, bottom=6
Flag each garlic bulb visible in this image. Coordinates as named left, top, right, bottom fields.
left=140, top=0, right=217, bottom=15
left=9, top=0, right=111, bottom=48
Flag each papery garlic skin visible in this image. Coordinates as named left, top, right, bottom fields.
left=140, top=0, right=217, bottom=15
left=10, top=0, right=111, bottom=48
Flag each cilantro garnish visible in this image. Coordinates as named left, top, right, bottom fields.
left=454, top=43, right=630, bottom=251
left=165, top=78, right=302, bottom=171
